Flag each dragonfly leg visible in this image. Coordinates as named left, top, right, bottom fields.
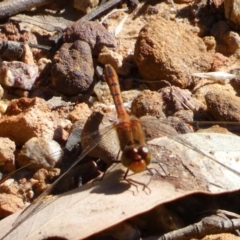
left=91, top=170, right=107, bottom=185
left=122, top=168, right=152, bottom=194
left=92, top=160, right=122, bottom=186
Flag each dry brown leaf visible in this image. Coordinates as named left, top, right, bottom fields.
left=1, top=133, right=240, bottom=239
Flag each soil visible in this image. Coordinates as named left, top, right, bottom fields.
left=0, top=0, right=240, bottom=239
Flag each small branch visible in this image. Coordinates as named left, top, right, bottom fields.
left=79, top=0, right=122, bottom=22
left=0, top=0, right=53, bottom=20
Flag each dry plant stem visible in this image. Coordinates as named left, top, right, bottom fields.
left=0, top=0, right=53, bottom=20
left=159, top=214, right=240, bottom=240
left=100, top=8, right=129, bottom=24
left=0, top=40, right=51, bottom=54
left=79, top=0, right=123, bottom=22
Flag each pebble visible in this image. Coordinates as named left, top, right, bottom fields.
left=0, top=97, right=58, bottom=146
left=0, top=137, right=15, bottom=172
left=73, top=0, right=99, bottom=13
left=159, top=86, right=202, bottom=115
left=131, top=90, right=165, bottom=118
left=98, top=47, right=131, bottom=76
left=81, top=111, right=120, bottom=168
left=18, top=137, right=63, bottom=170
left=64, top=21, right=117, bottom=57
left=51, top=40, right=94, bottom=96
left=134, top=18, right=213, bottom=89
left=0, top=99, right=10, bottom=116
left=69, top=102, right=92, bottom=122
left=52, top=20, right=117, bottom=96
left=0, top=84, right=4, bottom=99
left=210, top=21, right=240, bottom=55
left=0, top=61, right=38, bottom=90
left=225, top=0, right=240, bottom=27
left=205, top=90, right=240, bottom=121
left=0, top=193, right=24, bottom=218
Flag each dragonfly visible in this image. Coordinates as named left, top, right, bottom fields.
left=2, top=64, right=240, bottom=239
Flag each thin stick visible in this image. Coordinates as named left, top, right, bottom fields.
left=79, top=0, right=122, bottom=22
left=0, top=0, right=53, bottom=20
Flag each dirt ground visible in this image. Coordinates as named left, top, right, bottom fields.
left=0, top=0, right=240, bottom=239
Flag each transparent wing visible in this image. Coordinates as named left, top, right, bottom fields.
left=140, top=117, right=240, bottom=177
left=2, top=123, right=116, bottom=239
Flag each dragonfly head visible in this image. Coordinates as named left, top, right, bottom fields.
left=121, top=145, right=152, bottom=173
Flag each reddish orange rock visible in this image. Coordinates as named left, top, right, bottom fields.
left=69, top=103, right=92, bottom=122
left=134, top=18, right=213, bottom=89
left=0, top=193, right=24, bottom=218
left=0, top=137, right=16, bottom=172
left=0, top=97, right=58, bottom=146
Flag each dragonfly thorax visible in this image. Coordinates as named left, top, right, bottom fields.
left=121, top=145, right=152, bottom=173
left=115, top=117, right=146, bottom=150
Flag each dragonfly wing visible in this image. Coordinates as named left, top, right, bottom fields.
left=2, top=123, right=116, bottom=240
left=140, top=116, right=240, bottom=177
left=81, top=112, right=120, bottom=167
left=147, top=133, right=240, bottom=191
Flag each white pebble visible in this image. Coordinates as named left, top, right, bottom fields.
left=18, top=137, right=63, bottom=169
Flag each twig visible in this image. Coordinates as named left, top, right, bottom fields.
left=159, top=212, right=240, bottom=240
left=100, top=8, right=128, bottom=24
left=0, top=0, right=53, bottom=20
left=79, top=0, right=122, bottom=22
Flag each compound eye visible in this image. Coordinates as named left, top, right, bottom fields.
left=138, top=146, right=152, bottom=166
left=121, top=146, right=138, bottom=168
left=121, top=146, right=152, bottom=173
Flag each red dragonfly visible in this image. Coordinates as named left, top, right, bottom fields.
left=103, top=64, right=152, bottom=175
left=2, top=64, right=240, bottom=239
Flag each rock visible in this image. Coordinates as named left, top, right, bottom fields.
left=0, top=193, right=24, bottom=218
left=211, top=53, right=231, bottom=71
left=210, top=21, right=240, bottom=55
left=0, top=84, right=4, bottom=99
left=134, top=18, right=213, bottom=89
left=0, top=179, right=18, bottom=195
left=166, top=115, right=194, bottom=134
left=0, top=99, right=10, bottom=116
left=47, top=96, right=68, bottom=110
left=18, top=137, right=63, bottom=170
left=30, top=168, right=60, bottom=194
left=173, top=110, right=194, bottom=123
left=64, top=21, right=117, bottom=57
left=21, top=43, right=35, bottom=65
left=197, top=125, right=234, bottom=135
left=0, top=97, right=58, bottom=146
left=93, top=80, right=111, bottom=102
left=81, top=111, right=120, bottom=168
left=193, top=82, right=236, bottom=111
left=202, top=36, right=216, bottom=53
left=69, top=103, right=92, bottom=122
left=205, top=90, right=240, bottom=121
left=37, top=58, right=52, bottom=74
left=0, top=61, right=38, bottom=90
left=131, top=90, right=165, bottom=118
left=93, top=79, right=140, bottom=106
left=225, top=0, right=240, bottom=27
left=18, top=177, right=35, bottom=201
left=159, top=86, right=202, bottom=116
left=98, top=47, right=131, bottom=75
left=51, top=40, right=94, bottom=96
left=73, top=0, right=99, bottom=13
left=0, top=138, right=15, bottom=172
